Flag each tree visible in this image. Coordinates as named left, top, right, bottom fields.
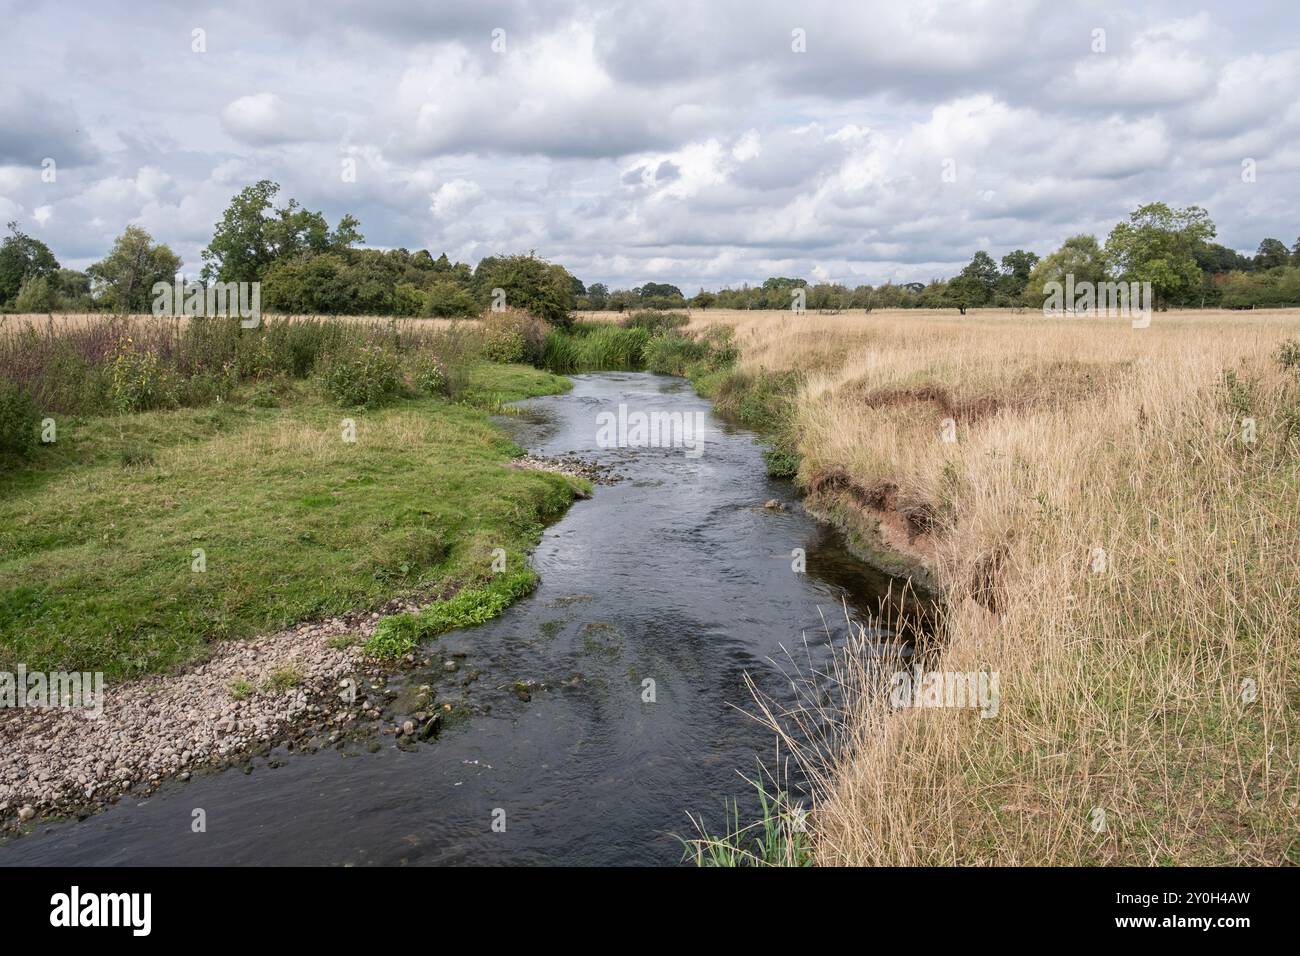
left=472, top=254, right=576, bottom=328
left=13, top=275, right=56, bottom=312
left=1254, top=238, right=1290, bottom=270
left=201, top=180, right=356, bottom=283
left=999, top=249, right=1040, bottom=300
left=87, top=226, right=182, bottom=313
left=585, top=282, right=608, bottom=309
left=1195, top=242, right=1252, bottom=274
left=1103, top=202, right=1216, bottom=308
left=945, top=250, right=999, bottom=312
left=1025, top=235, right=1109, bottom=308
left=0, top=221, right=59, bottom=305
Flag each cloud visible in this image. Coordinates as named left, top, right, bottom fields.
left=1, top=0, right=1297, bottom=286
left=0, top=86, right=98, bottom=167
left=221, top=93, right=325, bottom=146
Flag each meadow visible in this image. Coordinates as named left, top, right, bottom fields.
left=686, top=307, right=1300, bottom=865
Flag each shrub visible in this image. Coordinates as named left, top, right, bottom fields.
left=480, top=309, right=547, bottom=364
left=109, top=344, right=178, bottom=413
left=413, top=354, right=448, bottom=395
left=472, top=254, right=575, bottom=329
left=317, top=344, right=404, bottom=408
left=0, top=379, right=39, bottom=462
left=762, top=446, right=801, bottom=478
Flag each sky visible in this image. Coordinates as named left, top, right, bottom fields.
left=2, top=0, right=1298, bottom=291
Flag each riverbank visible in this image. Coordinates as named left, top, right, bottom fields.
left=692, top=308, right=1300, bottom=865
left=0, top=359, right=592, bottom=828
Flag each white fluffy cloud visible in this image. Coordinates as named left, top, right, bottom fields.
left=0, top=0, right=1296, bottom=285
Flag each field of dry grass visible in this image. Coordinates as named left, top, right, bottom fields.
left=708, top=307, right=1299, bottom=865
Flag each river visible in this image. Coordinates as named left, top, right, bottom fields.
left=2, top=371, right=920, bottom=866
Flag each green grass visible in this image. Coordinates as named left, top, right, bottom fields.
left=0, top=364, right=580, bottom=680
left=455, top=361, right=572, bottom=406
left=366, top=566, right=538, bottom=658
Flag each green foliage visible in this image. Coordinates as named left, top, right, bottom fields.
left=0, top=379, right=38, bottom=463
left=621, top=310, right=689, bottom=333
left=200, top=180, right=355, bottom=284
left=1277, top=338, right=1300, bottom=373
left=87, top=225, right=182, bottom=313
left=1216, top=266, right=1300, bottom=309
left=642, top=331, right=709, bottom=375
left=540, top=325, right=649, bottom=373
left=681, top=777, right=814, bottom=867
left=1104, top=202, right=1217, bottom=308
left=0, top=221, right=59, bottom=306
left=366, top=568, right=538, bottom=658
left=413, top=354, right=448, bottom=395
left=762, top=446, right=801, bottom=478
left=425, top=278, right=479, bottom=318
left=13, top=274, right=56, bottom=312
left=110, top=345, right=179, bottom=413
left=316, top=344, right=404, bottom=408
left=1025, top=234, right=1109, bottom=307
left=473, top=254, right=576, bottom=328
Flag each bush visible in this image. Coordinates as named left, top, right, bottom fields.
left=413, top=354, right=448, bottom=395
left=480, top=309, right=547, bottom=365
left=110, top=345, right=178, bottom=413
left=472, top=254, right=575, bottom=329
left=317, top=344, right=404, bottom=408
left=0, top=379, right=38, bottom=462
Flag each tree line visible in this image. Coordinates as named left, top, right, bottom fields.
left=2, top=195, right=1297, bottom=320
left=0, top=181, right=579, bottom=328
left=577, top=203, right=1300, bottom=312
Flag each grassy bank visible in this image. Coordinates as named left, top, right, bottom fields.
left=0, top=356, right=580, bottom=680
left=692, top=308, right=1300, bottom=865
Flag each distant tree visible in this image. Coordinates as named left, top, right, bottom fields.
left=1103, top=202, right=1216, bottom=308
left=999, top=249, right=1040, bottom=299
left=424, top=279, right=479, bottom=318
left=585, top=282, right=608, bottom=309
left=570, top=276, right=587, bottom=298
left=1195, top=242, right=1252, bottom=274
left=637, top=281, right=684, bottom=299
left=201, top=180, right=355, bottom=283
left=53, top=268, right=93, bottom=310
left=0, top=221, right=60, bottom=305
left=87, top=225, right=181, bottom=312
left=13, top=274, right=56, bottom=312
left=1255, top=237, right=1290, bottom=270
left=1025, top=234, right=1109, bottom=308
left=945, top=250, right=999, bottom=312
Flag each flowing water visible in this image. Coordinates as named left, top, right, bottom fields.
left=2, top=372, right=923, bottom=866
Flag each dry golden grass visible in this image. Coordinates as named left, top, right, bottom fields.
left=722, top=308, right=1300, bottom=865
